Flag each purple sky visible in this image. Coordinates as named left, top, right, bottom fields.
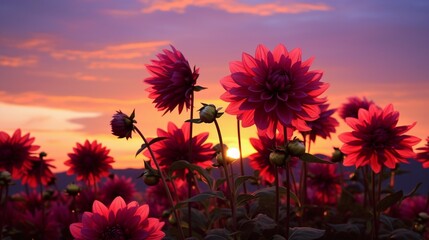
left=1, top=0, right=428, bottom=172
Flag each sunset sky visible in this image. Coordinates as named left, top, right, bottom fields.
left=1, top=0, right=428, bottom=173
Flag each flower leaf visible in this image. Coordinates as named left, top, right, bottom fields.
left=236, top=193, right=258, bottom=207
left=135, top=137, right=167, bottom=157
left=376, top=190, right=403, bottom=212
left=185, top=118, right=203, bottom=123
left=288, top=227, right=325, bottom=240
left=234, top=175, right=256, bottom=194
left=299, top=153, right=333, bottom=164
left=194, top=85, right=207, bottom=92
left=169, top=160, right=214, bottom=189
left=178, top=191, right=225, bottom=208
left=403, top=182, right=422, bottom=199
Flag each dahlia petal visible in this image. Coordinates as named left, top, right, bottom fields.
left=264, top=99, right=277, bottom=112
left=273, top=44, right=288, bottom=62
left=229, top=61, right=245, bottom=73
left=69, top=223, right=83, bottom=238
left=383, top=150, right=398, bottom=169
left=255, top=44, right=269, bottom=62
left=289, top=48, right=302, bottom=64
left=345, top=117, right=361, bottom=130
left=92, top=200, right=109, bottom=217
left=241, top=52, right=257, bottom=74
left=369, top=153, right=381, bottom=173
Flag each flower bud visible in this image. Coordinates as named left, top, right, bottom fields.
left=269, top=149, right=287, bottom=166
left=143, top=172, right=160, bottom=186
left=110, top=110, right=136, bottom=139
left=287, top=138, right=305, bottom=156
left=0, top=170, right=12, bottom=186
left=66, top=183, right=81, bottom=196
left=331, top=147, right=344, bottom=163
left=199, top=104, right=218, bottom=123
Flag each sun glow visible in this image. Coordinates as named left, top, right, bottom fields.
left=226, top=147, right=240, bottom=160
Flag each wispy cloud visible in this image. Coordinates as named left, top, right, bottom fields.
left=87, top=61, right=144, bottom=69
left=140, top=0, right=331, bottom=15
left=0, top=55, right=38, bottom=67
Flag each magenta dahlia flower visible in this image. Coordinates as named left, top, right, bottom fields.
left=70, top=196, right=165, bottom=240
left=220, top=44, right=328, bottom=137
left=65, top=140, right=114, bottom=184
left=20, top=155, right=56, bottom=188
left=338, top=96, right=374, bottom=120
left=110, top=110, right=135, bottom=139
left=143, top=122, right=215, bottom=177
left=305, top=103, right=339, bottom=143
left=416, top=137, right=429, bottom=168
left=339, top=104, right=421, bottom=173
left=391, top=195, right=429, bottom=223
left=144, top=45, right=199, bottom=114
left=99, top=175, right=136, bottom=205
left=0, top=129, right=39, bottom=179
left=307, top=162, right=341, bottom=205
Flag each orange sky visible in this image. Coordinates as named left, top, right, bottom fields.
left=1, top=1, right=428, bottom=172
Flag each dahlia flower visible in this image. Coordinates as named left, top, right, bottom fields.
left=144, top=45, right=199, bottom=114
left=143, top=122, right=215, bottom=178
left=65, top=140, right=114, bottom=184
left=70, top=196, right=165, bottom=240
left=19, top=154, right=56, bottom=188
left=99, top=175, right=136, bottom=205
left=391, top=195, right=429, bottom=223
left=338, top=96, right=374, bottom=120
left=339, top=104, right=420, bottom=173
left=110, top=110, right=135, bottom=139
left=416, top=137, right=429, bottom=168
left=220, top=44, right=328, bottom=137
left=307, top=162, right=341, bottom=205
left=305, top=104, right=339, bottom=143
left=0, top=129, right=39, bottom=179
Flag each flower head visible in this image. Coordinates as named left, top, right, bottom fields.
left=0, top=129, right=39, bottom=179
left=307, top=161, right=341, bottom=205
left=20, top=153, right=56, bottom=188
left=220, top=44, right=328, bottom=137
left=99, top=175, right=136, bottom=205
left=339, top=104, right=421, bottom=173
left=65, top=140, right=114, bottom=184
left=338, top=96, right=374, bottom=120
left=416, top=137, right=429, bottom=168
left=110, top=110, right=136, bottom=139
left=305, top=104, right=339, bottom=143
left=143, top=122, right=215, bottom=178
left=70, top=196, right=165, bottom=240
left=144, top=45, right=199, bottom=114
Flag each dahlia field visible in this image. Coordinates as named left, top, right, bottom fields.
left=1, top=44, right=429, bottom=240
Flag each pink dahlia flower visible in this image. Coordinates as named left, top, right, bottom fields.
left=220, top=44, right=328, bottom=137
left=20, top=155, right=56, bottom=188
left=143, top=122, right=215, bottom=178
left=416, top=137, right=429, bottom=168
left=0, top=129, right=39, bottom=179
left=305, top=103, right=339, bottom=143
left=70, top=196, right=165, bottom=240
left=110, top=110, right=135, bottom=139
left=307, top=162, right=341, bottom=205
left=338, top=96, right=374, bottom=120
left=144, top=45, right=199, bottom=114
left=339, top=104, right=421, bottom=173
left=391, top=195, right=429, bottom=223
left=99, top=175, right=137, bottom=205
left=65, top=140, right=114, bottom=184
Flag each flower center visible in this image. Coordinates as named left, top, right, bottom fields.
left=370, top=128, right=390, bottom=149
left=101, top=225, right=126, bottom=240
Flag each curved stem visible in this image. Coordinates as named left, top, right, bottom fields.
left=237, top=119, right=247, bottom=195
left=134, top=126, right=185, bottom=240
left=187, top=91, right=194, bottom=237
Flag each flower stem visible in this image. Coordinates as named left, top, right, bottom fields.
left=275, top=166, right=280, bottom=224
left=284, top=127, right=290, bottom=238
left=371, top=171, right=379, bottom=240
left=187, top=90, right=195, bottom=237
left=237, top=119, right=247, bottom=195
left=134, top=126, right=185, bottom=240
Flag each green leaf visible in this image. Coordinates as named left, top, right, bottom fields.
left=236, top=193, right=258, bottom=207
left=185, top=118, right=203, bottom=123
left=376, top=190, right=403, bottom=212
left=177, top=191, right=225, bottom=208
left=403, top=182, right=422, bottom=199
left=169, top=160, right=214, bottom=189
left=299, top=153, right=333, bottom=164
left=215, top=178, right=227, bottom=190
left=134, top=137, right=167, bottom=157
left=234, top=175, right=256, bottom=193
left=194, top=85, right=207, bottom=92
left=253, top=186, right=301, bottom=208
left=288, top=227, right=325, bottom=240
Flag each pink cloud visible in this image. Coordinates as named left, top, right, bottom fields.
left=140, top=0, right=331, bottom=15
left=0, top=55, right=38, bottom=67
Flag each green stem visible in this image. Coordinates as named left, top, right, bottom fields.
left=237, top=119, right=247, bottom=195
left=372, top=171, right=379, bottom=240
left=188, top=91, right=194, bottom=237
left=284, top=127, right=290, bottom=238
left=275, top=166, right=280, bottom=224
left=134, top=126, right=185, bottom=240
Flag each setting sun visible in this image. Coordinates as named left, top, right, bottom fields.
left=226, top=147, right=240, bottom=160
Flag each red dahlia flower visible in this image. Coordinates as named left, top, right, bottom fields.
left=305, top=103, right=339, bottom=143
left=0, top=129, right=39, bottom=179
left=220, top=44, right=328, bottom=138
left=416, top=137, right=429, bottom=168
left=338, top=96, right=374, bottom=120
left=65, top=140, right=114, bottom=184
left=20, top=155, right=56, bottom=188
left=339, top=104, right=420, bottom=173
left=143, top=122, right=214, bottom=177
left=99, top=175, right=137, bottom=205
left=307, top=162, right=341, bottom=205
left=70, top=196, right=165, bottom=240
left=144, top=45, right=199, bottom=114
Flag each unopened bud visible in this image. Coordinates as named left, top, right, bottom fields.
left=66, top=183, right=81, bottom=196
left=269, top=149, right=287, bottom=166
left=287, top=138, right=305, bottom=156
left=199, top=104, right=218, bottom=123
left=331, top=147, right=344, bottom=163
left=0, top=170, right=12, bottom=186
left=143, top=172, right=160, bottom=186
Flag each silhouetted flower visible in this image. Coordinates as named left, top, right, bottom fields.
left=99, top=175, right=136, bottom=205
left=416, top=137, right=429, bottom=168
left=110, top=110, right=135, bottom=139
left=0, top=129, right=39, bottom=179
left=220, top=44, right=328, bottom=137
left=338, top=96, right=374, bottom=120
left=307, top=161, right=341, bottom=205
left=144, top=45, right=199, bottom=114
left=20, top=154, right=56, bottom=188
left=305, top=104, right=339, bottom=143
left=144, top=122, right=214, bottom=178
left=65, top=140, right=114, bottom=184
left=339, top=104, right=420, bottom=173
left=70, top=196, right=165, bottom=240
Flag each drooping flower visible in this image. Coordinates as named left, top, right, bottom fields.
left=307, top=161, right=341, bottom=205
left=339, top=104, right=421, bottom=173
left=70, top=196, right=165, bottom=240
left=144, top=45, right=200, bottom=114
left=0, top=129, right=39, bottom=179
left=110, top=110, right=136, bottom=139
left=99, top=174, right=136, bottom=205
left=305, top=104, right=339, bottom=143
left=338, top=96, right=374, bottom=120
left=20, top=153, right=56, bottom=188
left=220, top=44, right=328, bottom=137
left=65, top=140, right=114, bottom=184
left=143, top=122, right=215, bottom=178
left=416, top=137, right=429, bottom=168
